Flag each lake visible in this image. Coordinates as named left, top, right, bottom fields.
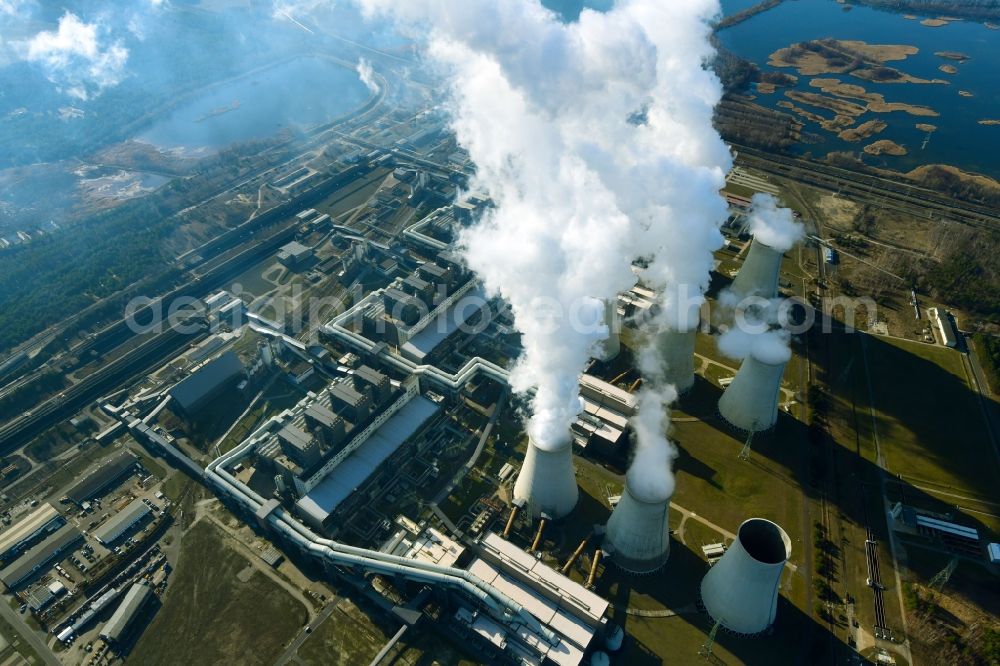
left=138, top=56, right=371, bottom=153
left=717, top=0, right=1000, bottom=178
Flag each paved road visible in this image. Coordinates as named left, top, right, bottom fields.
left=0, top=601, right=61, bottom=666
left=272, top=601, right=339, bottom=666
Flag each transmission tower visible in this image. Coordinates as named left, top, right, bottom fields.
left=699, top=620, right=721, bottom=658
left=738, top=421, right=758, bottom=460
left=928, top=558, right=958, bottom=591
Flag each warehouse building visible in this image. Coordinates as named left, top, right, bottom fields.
left=93, top=500, right=151, bottom=546
left=65, top=451, right=138, bottom=505
left=168, top=351, right=246, bottom=416
left=0, top=524, right=82, bottom=590
left=101, top=582, right=153, bottom=644
left=0, top=503, right=63, bottom=563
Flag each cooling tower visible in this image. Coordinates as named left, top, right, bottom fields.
left=656, top=327, right=696, bottom=394
left=604, top=478, right=670, bottom=574
left=513, top=437, right=579, bottom=519
left=717, top=353, right=786, bottom=432
left=597, top=298, right=620, bottom=361
left=730, top=238, right=784, bottom=300
left=700, top=518, right=791, bottom=636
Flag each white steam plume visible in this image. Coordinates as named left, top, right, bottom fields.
left=18, top=12, right=129, bottom=100
left=628, top=388, right=677, bottom=502
left=717, top=326, right=792, bottom=365
left=355, top=57, right=378, bottom=94
left=356, top=0, right=731, bottom=478
left=748, top=193, right=803, bottom=251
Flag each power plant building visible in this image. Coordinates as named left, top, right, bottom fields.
left=168, top=351, right=246, bottom=416
left=295, top=394, right=439, bottom=532
left=458, top=532, right=609, bottom=666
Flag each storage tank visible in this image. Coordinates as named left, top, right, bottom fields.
left=604, top=476, right=671, bottom=573
left=718, top=353, right=786, bottom=432
left=730, top=238, right=784, bottom=300
left=700, top=518, right=791, bottom=636
left=513, top=436, right=578, bottom=519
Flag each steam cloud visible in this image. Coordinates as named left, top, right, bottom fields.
left=748, top=193, right=803, bottom=252
left=628, top=388, right=678, bottom=502
left=18, top=12, right=129, bottom=100
left=717, top=326, right=792, bottom=365
left=356, top=57, right=378, bottom=94
left=358, top=0, right=731, bottom=473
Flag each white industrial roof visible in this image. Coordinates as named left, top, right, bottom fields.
left=0, top=504, right=61, bottom=557
left=296, top=396, right=439, bottom=523
left=915, top=515, right=979, bottom=541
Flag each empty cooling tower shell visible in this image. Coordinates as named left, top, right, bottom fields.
left=514, top=438, right=579, bottom=519
left=700, top=518, right=791, bottom=636
left=604, top=481, right=670, bottom=574
left=717, top=354, right=786, bottom=432
left=730, top=238, right=783, bottom=300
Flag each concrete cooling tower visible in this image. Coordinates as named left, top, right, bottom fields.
left=513, top=437, right=579, bottom=519
left=730, top=238, right=783, bottom=300
left=656, top=327, right=696, bottom=394
left=597, top=298, right=620, bottom=361
left=717, top=354, right=786, bottom=432
left=604, top=478, right=671, bottom=574
left=700, top=518, right=791, bottom=636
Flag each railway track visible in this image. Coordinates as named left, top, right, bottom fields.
left=731, top=144, right=1000, bottom=233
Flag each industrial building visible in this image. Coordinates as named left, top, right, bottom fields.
left=0, top=524, right=82, bottom=590
left=928, top=307, right=958, bottom=348
left=93, top=499, right=152, bottom=546
left=328, top=381, right=373, bottom=423
left=295, top=393, right=440, bottom=532
left=0, top=503, right=63, bottom=563
left=578, top=374, right=637, bottom=417
left=459, top=532, right=609, bottom=666
left=169, top=351, right=246, bottom=416
left=65, top=450, right=139, bottom=505
left=276, top=240, right=313, bottom=268
left=101, top=582, right=153, bottom=643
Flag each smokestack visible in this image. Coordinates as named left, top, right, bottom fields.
left=729, top=238, right=783, bottom=300
left=597, top=298, right=620, bottom=361
left=513, top=437, right=578, bottom=519
left=604, top=478, right=670, bottom=574
left=655, top=327, right=696, bottom=394
left=700, top=518, right=791, bottom=636
left=718, top=353, right=787, bottom=432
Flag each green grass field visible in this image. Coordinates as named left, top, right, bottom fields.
left=862, top=335, right=1000, bottom=531
left=128, top=520, right=308, bottom=665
